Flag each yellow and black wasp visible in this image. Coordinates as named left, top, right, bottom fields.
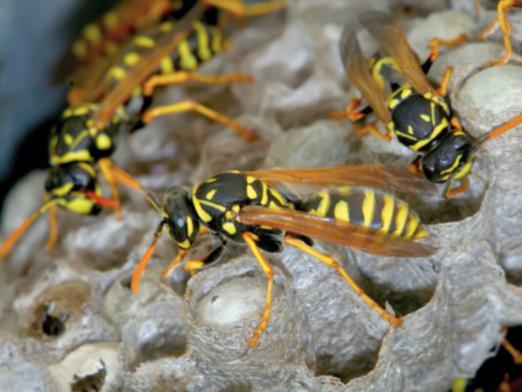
left=0, top=1, right=285, bottom=260
left=129, top=164, right=437, bottom=348
left=330, top=11, right=522, bottom=197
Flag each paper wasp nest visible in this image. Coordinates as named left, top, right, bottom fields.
left=1, top=0, right=521, bottom=391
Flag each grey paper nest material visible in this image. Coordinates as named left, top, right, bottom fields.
left=1, top=1, right=522, bottom=391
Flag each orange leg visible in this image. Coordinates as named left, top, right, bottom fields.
left=203, top=0, right=286, bottom=17
left=428, top=33, right=468, bottom=62
left=98, top=158, right=122, bottom=220
left=329, top=98, right=366, bottom=121
left=109, top=163, right=145, bottom=192
left=142, top=100, right=257, bottom=141
left=353, top=123, right=393, bottom=142
left=143, top=71, right=252, bottom=97
left=0, top=200, right=57, bottom=260
left=437, top=67, right=453, bottom=97
left=130, top=221, right=165, bottom=294
left=444, top=176, right=469, bottom=198
left=502, top=338, right=522, bottom=365
left=160, top=249, right=188, bottom=278
left=243, top=232, right=275, bottom=348
left=45, top=204, right=59, bottom=253
left=408, top=158, right=424, bottom=177
left=284, top=236, right=403, bottom=327
left=485, top=0, right=522, bottom=66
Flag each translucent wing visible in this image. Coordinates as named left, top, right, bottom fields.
left=239, top=206, right=437, bottom=257
left=359, top=11, right=435, bottom=95
left=340, top=27, right=391, bottom=123
left=203, top=0, right=287, bottom=17
left=91, top=2, right=204, bottom=128
left=245, top=164, right=437, bottom=195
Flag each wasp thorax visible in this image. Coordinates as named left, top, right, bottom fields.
left=163, top=187, right=200, bottom=249
left=420, top=133, right=474, bottom=183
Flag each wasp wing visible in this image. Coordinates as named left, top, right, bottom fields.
left=89, top=2, right=204, bottom=128
left=239, top=206, right=436, bottom=257
left=340, top=28, right=391, bottom=123
left=359, top=11, right=435, bottom=95
left=245, top=164, right=437, bottom=195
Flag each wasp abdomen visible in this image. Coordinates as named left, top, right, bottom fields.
left=300, top=187, right=428, bottom=240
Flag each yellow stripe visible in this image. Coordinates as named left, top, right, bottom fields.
left=260, top=182, right=269, bottom=205
left=199, top=199, right=227, bottom=212
left=160, top=57, right=174, bottom=74
left=246, top=176, right=256, bottom=184
left=133, top=35, right=155, bottom=48
left=222, top=222, right=237, bottom=235
left=316, top=192, right=330, bottom=217
left=210, top=27, right=223, bottom=53
left=362, top=189, right=375, bottom=227
left=247, top=185, right=258, bottom=199
left=186, top=216, right=194, bottom=237
left=269, top=188, right=286, bottom=206
left=205, top=189, right=217, bottom=200
left=194, top=22, right=212, bottom=61
left=334, top=201, right=349, bottom=222
left=178, top=40, right=198, bottom=70
left=78, top=162, right=97, bottom=177
left=83, top=24, right=102, bottom=44
left=63, top=198, right=94, bottom=214
left=106, top=66, right=127, bottom=80
left=405, top=214, right=420, bottom=239
left=410, top=117, right=449, bottom=151
left=102, top=11, right=119, bottom=29
left=381, top=194, right=394, bottom=233
left=124, top=52, right=141, bottom=66
left=394, top=202, right=409, bottom=237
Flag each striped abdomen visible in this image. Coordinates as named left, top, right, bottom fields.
left=103, top=20, right=226, bottom=87
left=70, top=0, right=172, bottom=66
left=299, top=187, right=428, bottom=240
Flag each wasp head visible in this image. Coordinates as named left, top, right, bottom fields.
left=162, top=187, right=200, bottom=250
left=45, top=163, right=102, bottom=215
left=419, top=132, right=474, bottom=183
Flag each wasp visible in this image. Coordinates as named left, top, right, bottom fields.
left=129, top=164, right=437, bottom=348
left=330, top=11, right=522, bottom=197
left=0, top=1, right=285, bottom=260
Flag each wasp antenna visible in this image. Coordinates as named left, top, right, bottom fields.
left=472, top=112, right=522, bottom=154
left=0, top=200, right=58, bottom=260
left=130, top=220, right=166, bottom=294
left=145, top=192, right=162, bottom=213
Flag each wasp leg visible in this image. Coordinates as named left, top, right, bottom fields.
left=243, top=232, right=275, bottom=348
left=98, top=158, right=122, bottom=220
left=437, top=67, right=453, bottom=97
left=408, top=156, right=424, bottom=177
left=329, top=98, right=372, bottom=121
left=428, top=33, right=468, bottom=63
left=131, top=220, right=166, bottom=294
left=0, top=200, right=57, bottom=260
left=203, top=0, right=286, bottom=17
left=444, top=176, right=469, bottom=198
left=142, top=101, right=257, bottom=141
left=284, top=236, right=404, bottom=327
left=483, top=0, right=522, bottom=66
left=181, top=242, right=226, bottom=276
left=109, top=163, right=145, bottom=192
left=143, top=71, right=252, bottom=97
left=502, top=338, right=522, bottom=364
left=353, top=123, right=393, bottom=142
left=45, top=203, right=59, bottom=253
left=160, top=249, right=189, bottom=278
